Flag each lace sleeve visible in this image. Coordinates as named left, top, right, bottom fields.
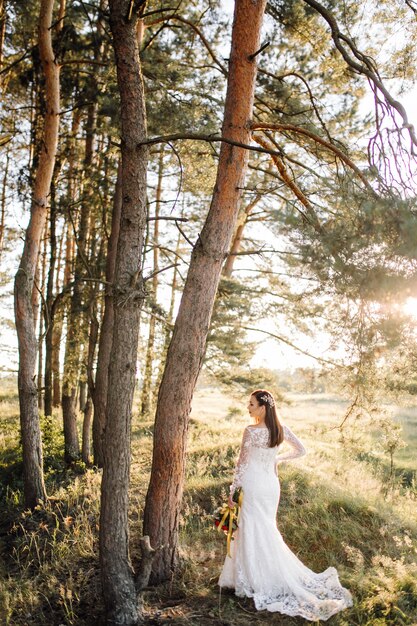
left=229, top=427, right=251, bottom=497
left=275, top=424, right=306, bottom=464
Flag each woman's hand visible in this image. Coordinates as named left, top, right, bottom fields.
left=228, top=495, right=236, bottom=509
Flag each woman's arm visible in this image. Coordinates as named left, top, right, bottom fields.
left=228, top=427, right=251, bottom=506
left=275, top=424, right=307, bottom=465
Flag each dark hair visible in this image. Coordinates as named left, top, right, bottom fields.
left=251, top=389, right=283, bottom=448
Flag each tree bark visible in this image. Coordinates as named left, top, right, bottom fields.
left=82, top=396, right=93, bottom=464
left=143, top=0, right=266, bottom=583
left=92, top=161, right=122, bottom=468
left=37, top=229, right=48, bottom=409
left=52, top=322, right=62, bottom=406
left=99, top=4, right=148, bottom=624
left=56, top=0, right=66, bottom=33
left=32, top=244, right=42, bottom=337
left=79, top=381, right=87, bottom=412
left=13, top=0, right=60, bottom=508
left=44, top=167, right=59, bottom=417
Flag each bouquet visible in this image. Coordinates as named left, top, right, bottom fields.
left=213, top=505, right=239, bottom=533
left=212, top=490, right=242, bottom=557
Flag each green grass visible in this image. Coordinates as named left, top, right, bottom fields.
left=0, top=383, right=416, bottom=625
left=393, top=405, right=417, bottom=471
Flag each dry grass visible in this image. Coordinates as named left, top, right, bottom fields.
left=0, top=382, right=416, bottom=625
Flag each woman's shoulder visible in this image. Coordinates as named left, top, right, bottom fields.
left=243, top=425, right=269, bottom=446
left=246, top=424, right=268, bottom=437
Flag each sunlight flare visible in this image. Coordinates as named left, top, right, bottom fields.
left=403, top=297, right=417, bottom=320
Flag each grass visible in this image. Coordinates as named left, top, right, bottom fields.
left=393, top=405, right=417, bottom=471
left=0, top=382, right=416, bottom=625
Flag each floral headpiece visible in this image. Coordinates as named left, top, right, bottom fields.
left=260, top=394, right=275, bottom=408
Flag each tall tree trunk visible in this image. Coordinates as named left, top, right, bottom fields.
left=61, top=108, right=91, bottom=464
left=32, top=246, right=42, bottom=336
left=82, top=294, right=99, bottom=464
left=79, top=100, right=100, bottom=458
left=166, top=234, right=181, bottom=329
left=28, top=56, right=45, bottom=181
left=92, top=161, right=122, bottom=468
left=99, top=4, right=148, bottom=624
left=143, top=0, right=266, bottom=583
left=141, top=148, right=163, bottom=416
left=82, top=230, right=102, bottom=465
left=222, top=194, right=261, bottom=277
left=80, top=4, right=107, bottom=464
left=79, top=380, right=87, bottom=412
left=59, top=108, right=81, bottom=408
left=52, top=321, right=62, bottom=406
left=52, top=221, right=72, bottom=407
left=27, top=77, right=39, bottom=174
left=44, top=168, right=59, bottom=416
left=0, top=0, right=6, bottom=73
left=61, top=306, right=81, bottom=462
left=14, top=0, right=60, bottom=508
left=0, top=146, right=10, bottom=261
left=56, top=0, right=66, bottom=33
left=81, top=397, right=93, bottom=464
left=0, top=147, right=9, bottom=260
left=37, top=230, right=48, bottom=409
left=154, top=230, right=181, bottom=390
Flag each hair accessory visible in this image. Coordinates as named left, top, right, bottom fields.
left=260, top=394, right=275, bottom=407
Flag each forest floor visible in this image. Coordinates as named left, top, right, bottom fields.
left=0, top=379, right=417, bottom=625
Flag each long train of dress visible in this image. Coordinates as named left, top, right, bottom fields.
left=218, top=424, right=353, bottom=621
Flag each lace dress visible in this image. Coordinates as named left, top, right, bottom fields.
left=218, top=424, right=353, bottom=621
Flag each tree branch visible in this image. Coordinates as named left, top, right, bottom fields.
left=242, top=325, right=344, bottom=368
left=252, top=134, right=320, bottom=227
left=147, top=216, right=188, bottom=222
left=330, top=393, right=359, bottom=430
left=258, top=68, right=333, bottom=142
left=144, top=262, right=179, bottom=282
left=147, top=14, right=227, bottom=76
left=0, top=50, right=32, bottom=76
left=137, top=132, right=373, bottom=193
left=147, top=244, right=188, bottom=266
left=60, top=59, right=108, bottom=67
left=251, top=122, right=375, bottom=193
left=404, top=0, right=417, bottom=14
left=302, top=0, right=417, bottom=153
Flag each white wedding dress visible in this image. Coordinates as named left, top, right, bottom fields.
left=218, top=424, right=353, bottom=621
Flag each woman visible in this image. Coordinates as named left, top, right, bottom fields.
left=218, top=389, right=352, bottom=621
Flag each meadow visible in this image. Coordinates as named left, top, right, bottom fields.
left=0, top=379, right=416, bottom=625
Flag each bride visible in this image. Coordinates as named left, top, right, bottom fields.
left=218, top=389, right=353, bottom=621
